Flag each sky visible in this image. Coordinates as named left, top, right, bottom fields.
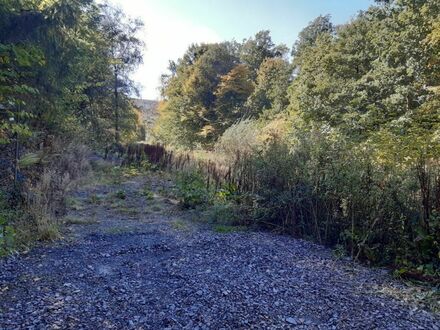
left=107, top=0, right=374, bottom=100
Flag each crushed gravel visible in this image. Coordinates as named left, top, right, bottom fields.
left=1, top=175, right=439, bottom=329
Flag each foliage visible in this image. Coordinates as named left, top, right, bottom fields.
left=0, top=0, right=144, bottom=150
left=155, top=31, right=287, bottom=147
left=246, top=57, right=292, bottom=119
left=240, top=30, right=288, bottom=74
left=0, top=0, right=145, bottom=252
left=0, top=191, right=16, bottom=256
left=114, top=189, right=127, bottom=200
left=175, top=170, right=209, bottom=209
left=215, top=118, right=260, bottom=159
left=291, top=15, right=334, bottom=58
left=156, top=0, right=440, bottom=280
left=141, top=186, right=154, bottom=200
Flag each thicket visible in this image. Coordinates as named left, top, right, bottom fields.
left=154, top=0, right=440, bottom=280
left=0, top=0, right=144, bottom=254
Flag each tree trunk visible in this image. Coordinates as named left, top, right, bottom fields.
left=114, top=68, right=120, bottom=143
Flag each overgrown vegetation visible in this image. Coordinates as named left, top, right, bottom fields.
left=1, top=0, right=439, bottom=286
left=154, top=0, right=440, bottom=282
left=0, top=0, right=144, bottom=253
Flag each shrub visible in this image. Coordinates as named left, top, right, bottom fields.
left=215, top=119, right=260, bottom=160
left=175, top=170, right=209, bottom=209
left=205, top=202, right=242, bottom=225
left=115, top=190, right=127, bottom=200
left=141, top=186, right=154, bottom=200
left=186, top=124, right=440, bottom=280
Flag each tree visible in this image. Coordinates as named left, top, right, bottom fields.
left=157, top=42, right=239, bottom=146
left=292, top=15, right=334, bottom=60
left=100, top=4, right=144, bottom=143
left=240, top=30, right=288, bottom=75
left=246, top=57, right=292, bottom=119
left=214, top=64, right=254, bottom=130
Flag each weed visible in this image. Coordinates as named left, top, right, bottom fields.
left=64, top=215, right=99, bottom=225
left=171, top=219, right=189, bottom=231
left=121, top=166, right=141, bottom=178
left=140, top=160, right=159, bottom=172
left=151, top=205, right=162, bottom=213
left=114, top=190, right=127, bottom=200
left=175, top=170, right=209, bottom=209
left=213, top=224, right=246, bottom=234
left=205, top=202, right=245, bottom=225
left=117, top=207, right=140, bottom=217
left=37, top=221, right=61, bottom=241
left=141, top=187, right=155, bottom=200
left=0, top=214, right=15, bottom=256
left=65, top=196, right=84, bottom=211
left=110, top=201, right=124, bottom=209
left=87, top=193, right=102, bottom=204
left=332, top=244, right=347, bottom=259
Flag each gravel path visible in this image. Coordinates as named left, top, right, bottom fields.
left=1, top=174, right=439, bottom=329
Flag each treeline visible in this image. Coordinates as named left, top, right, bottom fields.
left=154, top=0, right=440, bottom=279
left=0, top=0, right=144, bottom=251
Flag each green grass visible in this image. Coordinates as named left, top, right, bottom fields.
left=65, top=196, right=85, bottom=211
left=117, top=207, right=140, bottom=217
left=64, top=215, right=99, bottom=225
left=140, top=187, right=155, bottom=200
left=213, top=224, right=246, bottom=234
left=171, top=219, right=189, bottom=231
left=114, top=189, right=127, bottom=200
left=87, top=193, right=103, bottom=205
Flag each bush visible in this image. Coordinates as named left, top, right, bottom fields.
left=215, top=119, right=260, bottom=160
left=188, top=124, right=440, bottom=280
left=175, top=170, right=209, bottom=209
left=205, top=202, right=242, bottom=225
left=232, top=127, right=440, bottom=278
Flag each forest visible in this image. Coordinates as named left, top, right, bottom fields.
left=1, top=0, right=439, bottom=289
left=0, top=0, right=144, bottom=244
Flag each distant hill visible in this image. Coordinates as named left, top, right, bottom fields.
left=131, top=99, right=159, bottom=140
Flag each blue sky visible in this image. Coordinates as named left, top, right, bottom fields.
left=108, top=0, right=374, bottom=99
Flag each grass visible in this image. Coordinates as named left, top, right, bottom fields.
left=213, top=224, right=247, bottom=234
left=81, top=163, right=143, bottom=187
left=114, top=189, right=127, bottom=200
left=37, top=222, right=61, bottom=241
left=87, top=193, right=103, bottom=205
left=140, top=187, right=155, bottom=200
left=64, top=215, right=99, bottom=225
left=117, top=207, right=140, bottom=217
left=108, top=199, right=124, bottom=208
left=171, top=219, right=189, bottom=231
left=65, top=196, right=85, bottom=211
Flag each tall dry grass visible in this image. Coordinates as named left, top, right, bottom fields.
left=21, top=142, right=90, bottom=242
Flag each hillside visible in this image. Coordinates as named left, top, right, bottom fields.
left=132, top=99, right=159, bottom=140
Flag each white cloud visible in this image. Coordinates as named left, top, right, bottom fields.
left=105, top=0, right=221, bottom=100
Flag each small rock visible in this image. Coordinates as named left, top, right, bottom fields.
left=286, top=317, right=298, bottom=325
